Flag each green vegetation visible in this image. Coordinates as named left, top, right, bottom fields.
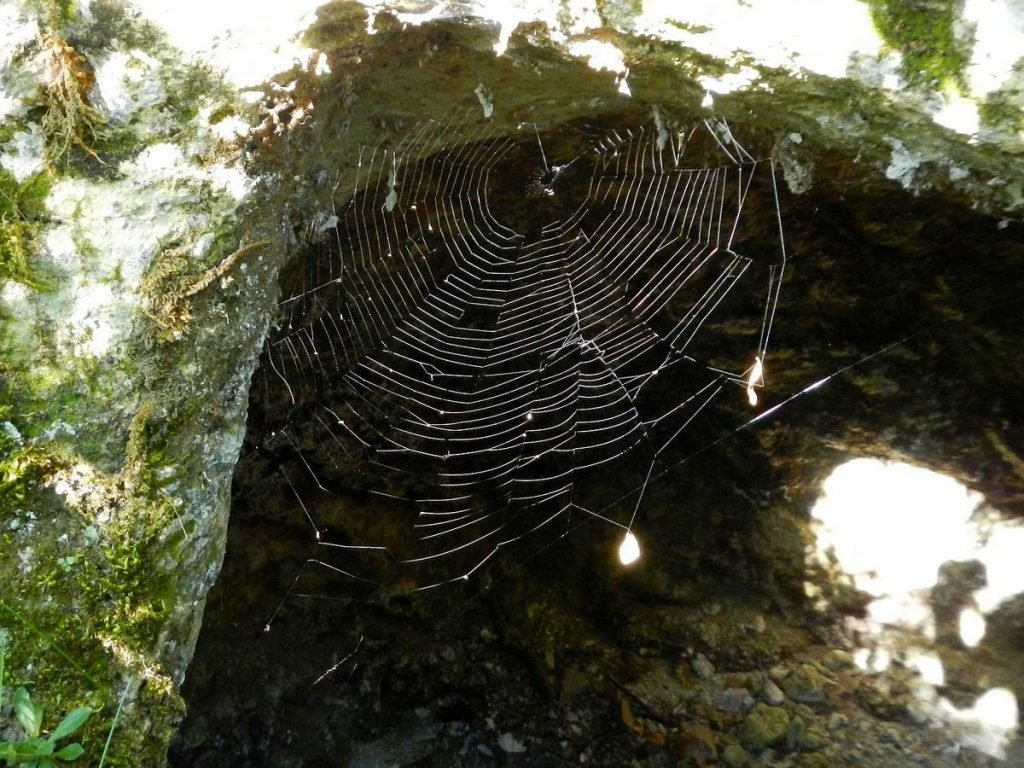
left=0, top=414, right=186, bottom=765
left=0, top=444, right=62, bottom=511
left=0, top=632, right=92, bottom=767
left=978, top=86, right=1024, bottom=134
left=0, top=171, right=51, bottom=289
left=0, top=2, right=257, bottom=765
left=141, top=234, right=269, bottom=340
left=34, top=0, right=105, bottom=167
left=866, top=0, right=970, bottom=91
left=0, top=363, right=205, bottom=766
left=594, top=0, right=643, bottom=21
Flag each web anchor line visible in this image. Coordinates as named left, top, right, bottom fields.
left=267, top=111, right=786, bottom=589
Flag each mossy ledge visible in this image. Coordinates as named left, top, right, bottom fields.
left=1, top=1, right=283, bottom=765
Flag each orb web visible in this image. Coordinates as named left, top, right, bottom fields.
left=262, top=112, right=786, bottom=590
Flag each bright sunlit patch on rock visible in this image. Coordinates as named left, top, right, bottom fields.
left=932, top=93, right=980, bottom=136
left=636, top=0, right=882, bottom=79
left=865, top=594, right=935, bottom=637
left=973, top=520, right=1024, bottom=614
left=472, top=0, right=599, bottom=55
left=973, top=688, right=1019, bottom=732
left=0, top=4, right=39, bottom=120
left=958, top=607, right=986, bottom=648
left=964, top=0, right=1024, bottom=97
left=618, top=530, right=640, bottom=566
left=811, top=458, right=1024, bottom=758
left=568, top=39, right=629, bottom=89
left=133, top=0, right=325, bottom=89
left=812, top=459, right=981, bottom=599
left=853, top=645, right=891, bottom=673
left=699, top=68, right=761, bottom=98
left=68, top=282, right=117, bottom=358
left=934, top=687, right=1020, bottom=759
left=906, top=649, right=945, bottom=686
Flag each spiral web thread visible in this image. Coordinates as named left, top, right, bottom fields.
left=264, top=112, right=786, bottom=591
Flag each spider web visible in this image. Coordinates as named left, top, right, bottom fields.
left=261, top=111, right=786, bottom=590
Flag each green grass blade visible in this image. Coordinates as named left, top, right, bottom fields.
left=97, top=677, right=132, bottom=768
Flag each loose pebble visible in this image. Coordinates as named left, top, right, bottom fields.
left=738, top=703, right=790, bottom=750
left=692, top=652, right=716, bottom=679
left=783, top=663, right=827, bottom=704
left=721, top=743, right=750, bottom=767
left=761, top=677, right=785, bottom=706
left=713, top=687, right=755, bottom=713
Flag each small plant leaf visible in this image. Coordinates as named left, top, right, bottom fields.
left=49, top=708, right=92, bottom=742
left=0, top=738, right=37, bottom=758
left=14, top=687, right=44, bottom=738
left=54, top=742, right=85, bottom=761
left=18, top=737, right=53, bottom=756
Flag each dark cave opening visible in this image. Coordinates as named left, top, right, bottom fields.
left=170, top=27, right=1024, bottom=764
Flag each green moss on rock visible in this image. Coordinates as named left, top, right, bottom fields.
left=0, top=414, right=189, bottom=764
left=0, top=170, right=52, bottom=289
left=738, top=702, right=790, bottom=751
left=978, top=80, right=1024, bottom=137
left=866, top=0, right=970, bottom=91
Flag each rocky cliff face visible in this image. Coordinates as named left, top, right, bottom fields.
left=1, top=1, right=1022, bottom=765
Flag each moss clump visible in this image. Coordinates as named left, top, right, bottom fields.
left=737, top=703, right=790, bottom=751
left=594, top=0, right=643, bottom=23
left=0, top=170, right=52, bottom=289
left=0, top=375, right=204, bottom=766
left=0, top=443, right=64, bottom=510
left=141, top=234, right=269, bottom=340
left=0, top=420, right=186, bottom=766
left=36, top=30, right=105, bottom=167
left=978, top=86, right=1024, bottom=135
left=866, top=0, right=970, bottom=91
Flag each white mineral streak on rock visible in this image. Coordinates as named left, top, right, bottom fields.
left=475, top=82, right=494, bottom=118
left=652, top=105, right=669, bottom=151
left=0, top=1, right=41, bottom=120
left=92, top=49, right=166, bottom=124
left=0, top=122, right=45, bottom=181
left=884, top=138, right=923, bottom=189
